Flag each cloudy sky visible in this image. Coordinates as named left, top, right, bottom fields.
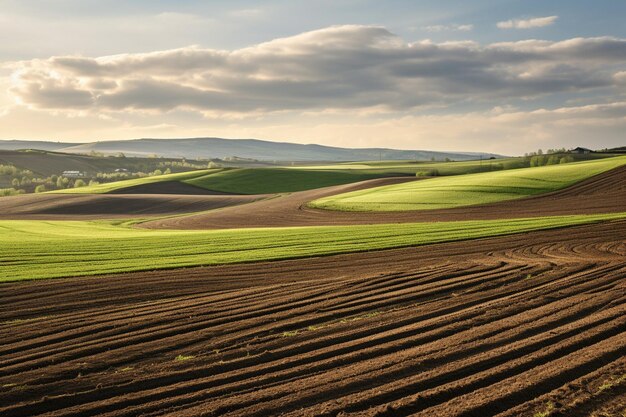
left=1, top=0, right=625, bottom=154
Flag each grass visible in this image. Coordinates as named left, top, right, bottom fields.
left=1, top=212, right=625, bottom=282
left=596, top=374, right=626, bottom=394
left=174, top=354, right=195, bottom=361
left=533, top=401, right=555, bottom=417
left=309, top=156, right=626, bottom=212
left=52, top=169, right=214, bottom=194
left=183, top=168, right=382, bottom=194
left=45, top=154, right=617, bottom=196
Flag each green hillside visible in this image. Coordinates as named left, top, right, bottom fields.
left=1, top=212, right=624, bottom=281
left=184, top=168, right=384, bottom=194
left=309, top=156, right=626, bottom=211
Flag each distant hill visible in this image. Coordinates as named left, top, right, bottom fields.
left=0, top=149, right=274, bottom=177
left=50, top=137, right=501, bottom=161
left=0, top=140, right=75, bottom=151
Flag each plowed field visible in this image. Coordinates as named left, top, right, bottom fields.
left=1, top=220, right=625, bottom=416
left=141, top=165, right=626, bottom=230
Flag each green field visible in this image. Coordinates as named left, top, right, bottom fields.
left=48, top=153, right=619, bottom=196
left=183, top=168, right=384, bottom=194
left=2, top=212, right=625, bottom=281
left=52, top=169, right=214, bottom=194
left=309, top=156, right=626, bottom=212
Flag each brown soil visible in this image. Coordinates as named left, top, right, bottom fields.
left=107, top=180, right=240, bottom=195
left=0, top=193, right=265, bottom=219
left=1, top=220, right=625, bottom=417
left=0, top=177, right=412, bottom=220
left=140, top=165, right=626, bottom=229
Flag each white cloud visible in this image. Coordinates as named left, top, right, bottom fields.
left=3, top=25, right=626, bottom=154
left=614, top=71, right=626, bottom=85
left=497, top=16, right=558, bottom=30
left=7, top=26, right=626, bottom=116
left=424, top=24, right=474, bottom=32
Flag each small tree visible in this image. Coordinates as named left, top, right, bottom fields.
left=34, top=185, right=46, bottom=193
left=56, top=177, right=68, bottom=189
left=74, top=179, right=86, bottom=188
left=546, top=155, right=559, bottom=165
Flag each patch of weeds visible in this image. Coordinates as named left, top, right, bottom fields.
left=341, top=311, right=382, bottom=324
left=282, top=330, right=299, bottom=337
left=534, top=401, right=555, bottom=417
left=2, top=384, right=28, bottom=391
left=2, top=316, right=49, bottom=326
left=596, top=374, right=626, bottom=394
left=119, top=367, right=134, bottom=372
left=525, top=273, right=533, bottom=279
left=174, top=354, right=195, bottom=362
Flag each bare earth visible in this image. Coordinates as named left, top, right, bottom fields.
left=0, top=167, right=625, bottom=416
left=0, top=193, right=264, bottom=219
left=140, top=165, right=626, bottom=229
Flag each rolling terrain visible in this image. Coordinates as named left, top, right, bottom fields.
left=52, top=137, right=502, bottom=161
left=310, top=157, right=626, bottom=211
left=0, top=155, right=625, bottom=416
left=1, top=221, right=624, bottom=416
left=141, top=159, right=626, bottom=230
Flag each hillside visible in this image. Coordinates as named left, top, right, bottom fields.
left=46, top=138, right=502, bottom=161
left=0, top=140, right=75, bottom=151
left=310, top=156, right=626, bottom=211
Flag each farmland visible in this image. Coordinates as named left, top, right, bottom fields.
left=1, top=153, right=625, bottom=417
left=1, top=212, right=624, bottom=281
left=310, top=156, right=626, bottom=211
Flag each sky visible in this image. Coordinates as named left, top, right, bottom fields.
left=1, top=0, right=625, bottom=154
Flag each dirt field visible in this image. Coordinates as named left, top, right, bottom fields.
left=0, top=177, right=412, bottom=220
left=141, top=165, right=626, bottom=229
left=2, top=167, right=624, bottom=225
left=0, top=192, right=264, bottom=219
left=107, top=180, right=241, bottom=195
left=1, top=220, right=625, bottom=417
left=1, top=167, right=625, bottom=416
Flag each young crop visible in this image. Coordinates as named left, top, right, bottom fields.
left=1, top=212, right=625, bottom=282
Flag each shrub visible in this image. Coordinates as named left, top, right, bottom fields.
left=0, top=188, right=25, bottom=197
left=56, top=177, right=68, bottom=189
left=34, top=185, right=46, bottom=193
left=74, top=179, right=86, bottom=188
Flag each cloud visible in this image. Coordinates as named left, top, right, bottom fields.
left=6, top=25, right=626, bottom=117
left=497, top=16, right=558, bottom=30
left=614, top=71, right=626, bottom=85
left=423, top=24, right=474, bottom=32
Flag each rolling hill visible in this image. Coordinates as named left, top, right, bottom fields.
left=2, top=137, right=502, bottom=161
left=0, top=140, right=74, bottom=151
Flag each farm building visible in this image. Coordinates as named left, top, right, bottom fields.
left=571, top=147, right=592, bottom=154
left=61, top=170, right=85, bottom=178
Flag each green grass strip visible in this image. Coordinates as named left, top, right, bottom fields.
left=310, top=156, right=626, bottom=211
left=51, top=169, right=215, bottom=194
left=1, top=212, right=625, bottom=282
left=183, top=168, right=383, bottom=194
